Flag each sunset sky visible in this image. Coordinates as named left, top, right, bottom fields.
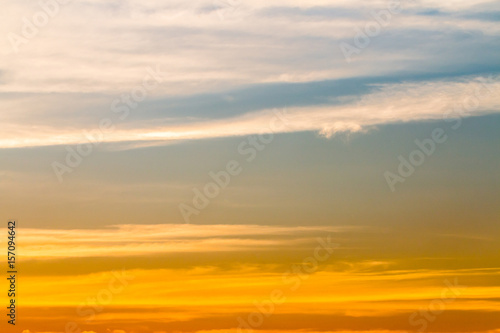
left=1, top=0, right=499, bottom=333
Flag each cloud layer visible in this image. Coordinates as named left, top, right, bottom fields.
left=1, top=0, right=499, bottom=149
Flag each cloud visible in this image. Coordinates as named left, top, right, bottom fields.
left=17, top=224, right=356, bottom=258
left=17, top=266, right=500, bottom=331
left=0, top=75, right=498, bottom=149
left=0, top=0, right=499, bottom=150
left=1, top=0, right=499, bottom=95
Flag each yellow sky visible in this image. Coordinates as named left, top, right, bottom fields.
left=3, top=224, right=500, bottom=333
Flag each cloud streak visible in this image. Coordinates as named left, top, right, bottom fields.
left=17, top=224, right=356, bottom=258
left=0, top=75, right=498, bottom=149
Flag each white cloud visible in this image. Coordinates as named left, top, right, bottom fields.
left=0, top=75, right=498, bottom=149
left=0, top=0, right=498, bottom=94
left=0, top=1, right=498, bottom=150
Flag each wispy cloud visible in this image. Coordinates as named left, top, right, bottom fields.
left=17, top=224, right=356, bottom=258
left=1, top=0, right=499, bottom=151
left=1, top=75, right=498, bottom=149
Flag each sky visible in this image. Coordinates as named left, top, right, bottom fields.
left=0, top=0, right=499, bottom=333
